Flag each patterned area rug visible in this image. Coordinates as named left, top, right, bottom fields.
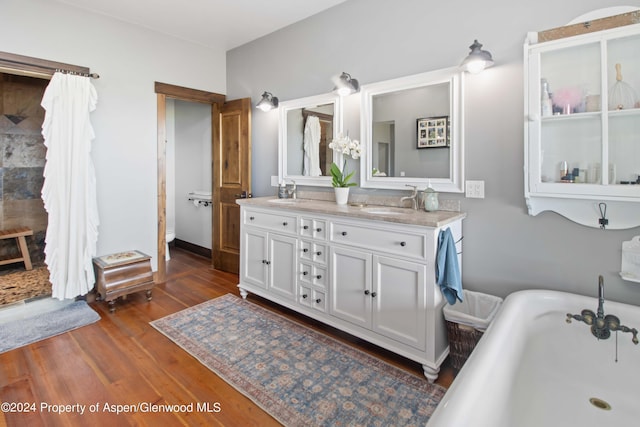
left=151, top=294, right=446, bottom=426
left=0, top=266, right=51, bottom=306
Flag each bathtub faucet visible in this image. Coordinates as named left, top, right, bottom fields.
left=566, top=275, right=639, bottom=345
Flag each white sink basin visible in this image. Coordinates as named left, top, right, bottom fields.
left=360, top=206, right=409, bottom=215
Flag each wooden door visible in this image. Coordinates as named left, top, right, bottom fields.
left=212, top=98, right=251, bottom=273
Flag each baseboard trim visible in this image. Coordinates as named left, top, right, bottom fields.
left=174, top=239, right=211, bottom=259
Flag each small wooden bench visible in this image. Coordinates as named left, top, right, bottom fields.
left=0, top=227, right=33, bottom=271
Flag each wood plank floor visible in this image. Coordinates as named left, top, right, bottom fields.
left=0, top=248, right=455, bottom=426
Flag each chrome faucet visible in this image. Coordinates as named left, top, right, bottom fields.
left=400, top=184, right=418, bottom=210
left=287, top=180, right=297, bottom=199
left=566, top=275, right=639, bottom=345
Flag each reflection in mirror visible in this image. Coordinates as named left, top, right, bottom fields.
left=279, top=93, right=342, bottom=187
left=361, top=67, right=464, bottom=192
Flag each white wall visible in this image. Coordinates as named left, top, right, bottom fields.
left=1, top=0, right=226, bottom=270
left=227, top=0, right=640, bottom=305
left=174, top=100, right=212, bottom=249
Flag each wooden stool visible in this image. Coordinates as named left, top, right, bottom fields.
left=0, top=227, right=33, bottom=270
left=93, top=250, right=154, bottom=313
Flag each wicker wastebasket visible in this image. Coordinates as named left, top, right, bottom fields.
left=443, top=290, right=502, bottom=370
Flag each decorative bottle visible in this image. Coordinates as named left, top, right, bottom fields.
left=541, top=78, right=553, bottom=117
left=424, top=181, right=439, bottom=212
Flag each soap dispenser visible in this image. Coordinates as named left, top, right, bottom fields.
left=278, top=181, right=288, bottom=198
left=424, top=181, right=439, bottom=212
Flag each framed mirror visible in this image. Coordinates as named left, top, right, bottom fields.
left=360, top=67, right=464, bottom=192
left=278, top=93, right=343, bottom=187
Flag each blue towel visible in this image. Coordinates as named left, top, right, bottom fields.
left=436, top=227, right=463, bottom=304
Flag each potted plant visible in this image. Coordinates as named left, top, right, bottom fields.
left=329, top=133, right=362, bottom=204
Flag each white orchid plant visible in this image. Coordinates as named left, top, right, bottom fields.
left=328, top=133, right=362, bottom=188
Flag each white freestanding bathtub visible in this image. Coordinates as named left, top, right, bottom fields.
left=428, top=289, right=640, bottom=426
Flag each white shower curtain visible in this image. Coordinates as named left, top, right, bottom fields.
left=303, top=115, right=322, bottom=176
left=41, top=72, right=99, bottom=300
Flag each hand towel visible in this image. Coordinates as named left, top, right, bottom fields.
left=437, top=227, right=463, bottom=304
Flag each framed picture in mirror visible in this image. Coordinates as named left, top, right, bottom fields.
left=417, top=116, right=448, bottom=148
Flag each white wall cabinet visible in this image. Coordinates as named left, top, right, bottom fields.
left=524, top=22, right=640, bottom=229
left=238, top=200, right=464, bottom=382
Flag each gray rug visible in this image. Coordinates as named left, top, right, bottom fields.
left=0, top=299, right=100, bottom=353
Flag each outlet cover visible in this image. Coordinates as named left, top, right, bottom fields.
left=465, top=180, right=485, bottom=198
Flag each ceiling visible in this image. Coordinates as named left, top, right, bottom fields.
left=54, top=0, right=348, bottom=51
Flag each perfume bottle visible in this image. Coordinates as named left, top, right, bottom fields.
left=541, top=78, right=553, bottom=117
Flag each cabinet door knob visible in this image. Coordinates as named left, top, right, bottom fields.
left=303, top=248, right=309, bottom=252
left=371, top=292, right=377, bottom=298
left=316, top=228, right=322, bottom=232
left=303, top=225, right=309, bottom=230
left=265, top=260, right=270, bottom=265
left=249, top=216, right=255, bottom=221
left=364, top=290, right=370, bottom=295
left=282, top=221, right=288, bottom=226
left=315, top=298, right=322, bottom=303
left=316, top=275, right=322, bottom=279
left=316, top=251, right=322, bottom=256
left=302, top=271, right=309, bottom=275
left=341, top=231, right=348, bottom=236
left=400, top=241, right=406, bottom=247
left=302, top=294, right=308, bottom=299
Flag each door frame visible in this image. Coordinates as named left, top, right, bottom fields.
left=155, top=82, right=225, bottom=283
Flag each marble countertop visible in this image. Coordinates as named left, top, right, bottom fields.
left=237, top=196, right=466, bottom=228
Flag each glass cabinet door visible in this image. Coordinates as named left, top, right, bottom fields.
left=607, top=33, right=640, bottom=186
left=534, top=41, right=602, bottom=188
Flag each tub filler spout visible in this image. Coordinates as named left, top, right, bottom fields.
left=566, top=275, right=639, bottom=345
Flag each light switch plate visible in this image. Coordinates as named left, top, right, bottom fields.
left=465, top=180, right=485, bottom=198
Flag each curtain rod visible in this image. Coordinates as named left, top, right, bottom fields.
left=0, top=57, right=99, bottom=79
left=55, top=68, right=100, bottom=79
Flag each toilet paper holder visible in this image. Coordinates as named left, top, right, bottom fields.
left=188, top=192, right=212, bottom=207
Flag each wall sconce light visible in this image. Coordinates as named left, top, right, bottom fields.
left=332, top=72, right=360, bottom=96
left=460, top=39, right=494, bottom=74
left=256, top=91, right=279, bottom=112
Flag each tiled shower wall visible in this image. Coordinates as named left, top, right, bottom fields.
left=0, top=73, right=48, bottom=266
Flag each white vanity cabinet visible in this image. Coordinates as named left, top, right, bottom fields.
left=240, top=209, right=298, bottom=300
left=237, top=198, right=464, bottom=382
left=524, top=21, right=640, bottom=229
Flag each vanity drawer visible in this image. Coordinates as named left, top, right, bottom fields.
left=300, top=218, right=327, bottom=240
left=330, top=221, right=426, bottom=260
left=243, top=209, right=297, bottom=234
left=299, top=262, right=327, bottom=288
left=300, top=241, right=327, bottom=265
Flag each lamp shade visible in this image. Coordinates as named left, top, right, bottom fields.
left=461, top=40, right=494, bottom=74
left=256, top=91, right=278, bottom=111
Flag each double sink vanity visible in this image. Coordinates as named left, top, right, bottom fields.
left=239, top=62, right=469, bottom=381
left=237, top=196, right=464, bottom=382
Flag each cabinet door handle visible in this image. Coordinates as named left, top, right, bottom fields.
left=262, top=259, right=270, bottom=265
left=303, top=248, right=309, bottom=253
left=315, top=251, right=322, bottom=256
left=249, top=216, right=255, bottom=221
left=302, top=294, right=308, bottom=299
left=341, top=231, right=348, bottom=236
left=400, top=241, right=407, bottom=247
left=303, top=225, right=309, bottom=230
left=282, top=221, right=288, bottom=226
left=316, top=227, right=322, bottom=232
left=315, top=298, right=322, bottom=303
left=364, top=290, right=370, bottom=295
left=316, top=275, right=322, bottom=280
left=302, top=271, right=309, bottom=276
left=371, top=292, right=377, bottom=298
